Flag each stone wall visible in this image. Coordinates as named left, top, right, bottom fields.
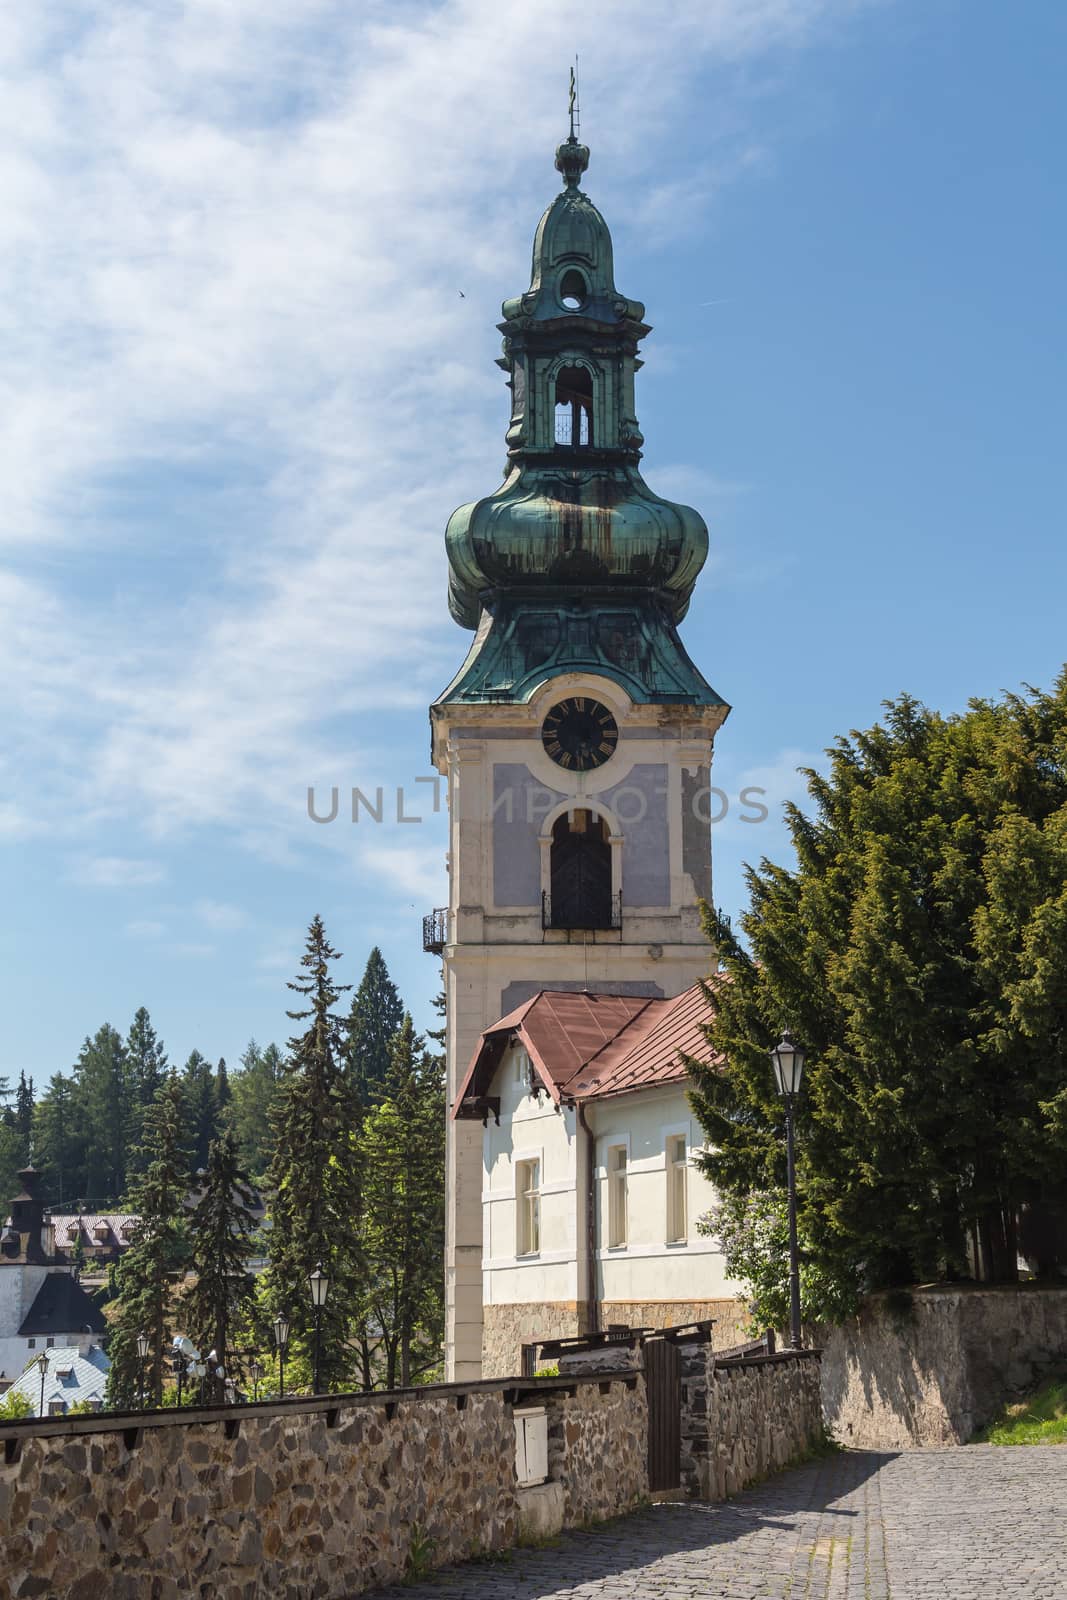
left=482, top=1302, right=587, bottom=1378
left=819, top=1284, right=1067, bottom=1449
left=680, top=1346, right=824, bottom=1503
left=483, top=1298, right=749, bottom=1379
left=0, top=1375, right=647, bottom=1600
left=546, top=1375, right=648, bottom=1526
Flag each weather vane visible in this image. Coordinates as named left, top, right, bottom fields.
left=569, top=55, right=580, bottom=140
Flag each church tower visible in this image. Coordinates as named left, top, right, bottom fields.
left=431, top=129, right=729, bottom=1380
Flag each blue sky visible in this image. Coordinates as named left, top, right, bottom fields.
left=2, top=0, right=1064, bottom=1089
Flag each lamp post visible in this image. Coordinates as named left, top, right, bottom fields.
left=32, top=1351, right=49, bottom=1418
left=273, top=1312, right=290, bottom=1399
left=249, top=1356, right=263, bottom=1403
left=309, top=1264, right=330, bottom=1393
left=136, top=1332, right=151, bottom=1409
left=771, top=1029, right=806, bottom=1350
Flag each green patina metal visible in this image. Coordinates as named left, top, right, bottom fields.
left=438, top=134, right=725, bottom=709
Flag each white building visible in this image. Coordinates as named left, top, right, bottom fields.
left=6, top=1344, right=109, bottom=1417
left=455, top=983, right=747, bottom=1378
left=0, top=1167, right=108, bottom=1391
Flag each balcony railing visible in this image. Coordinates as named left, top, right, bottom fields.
left=422, top=908, right=448, bottom=955
left=542, top=890, right=622, bottom=933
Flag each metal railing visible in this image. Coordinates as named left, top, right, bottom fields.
left=422, top=908, right=448, bottom=954
left=542, top=890, right=622, bottom=932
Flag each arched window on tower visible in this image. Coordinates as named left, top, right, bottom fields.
left=545, top=810, right=617, bottom=930
left=554, top=365, right=592, bottom=447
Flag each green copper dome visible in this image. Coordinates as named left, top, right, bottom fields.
left=437, top=135, right=722, bottom=710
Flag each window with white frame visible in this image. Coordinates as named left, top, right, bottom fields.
left=607, top=1145, right=628, bottom=1248
left=666, top=1134, right=688, bottom=1243
left=513, top=1046, right=530, bottom=1087
left=516, top=1158, right=541, bottom=1256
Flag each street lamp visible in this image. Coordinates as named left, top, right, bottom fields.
left=273, top=1312, right=290, bottom=1399
left=31, top=1351, right=49, bottom=1418
left=136, top=1332, right=151, bottom=1408
left=771, top=1030, right=806, bottom=1350
left=308, top=1264, right=330, bottom=1393
left=249, top=1356, right=264, bottom=1403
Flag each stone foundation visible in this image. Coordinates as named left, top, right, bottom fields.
left=680, top=1346, right=824, bottom=1502
left=0, top=1375, right=647, bottom=1599
left=483, top=1298, right=747, bottom=1378
left=819, top=1284, right=1067, bottom=1449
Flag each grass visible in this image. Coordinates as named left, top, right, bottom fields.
left=972, top=1375, right=1067, bottom=1445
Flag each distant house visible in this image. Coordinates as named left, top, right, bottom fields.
left=46, top=1212, right=138, bottom=1274
left=6, top=1343, right=109, bottom=1416
left=453, top=982, right=748, bottom=1379
left=0, top=1167, right=108, bottom=1391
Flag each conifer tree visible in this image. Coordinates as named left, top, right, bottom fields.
left=358, top=1015, right=445, bottom=1387
left=263, top=917, right=358, bottom=1391
left=346, top=947, right=404, bottom=1103
left=230, top=1040, right=285, bottom=1180
left=183, top=1127, right=257, bottom=1401
left=125, top=1009, right=169, bottom=1171
left=183, top=1050, right=221, bottom=1172
left=32, top=1073, right=76, bottom=1205
left=14, top=1073, right=33, bottom=1160
left=688, top=675, right=1067, bottom=1306
left=107, top=1077, right=192, bottom=1408
left=73, top=1024, right=132, bottom=1201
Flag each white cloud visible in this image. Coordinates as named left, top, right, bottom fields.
left=0, top=0, right=865, bottom=863
left=361, top=841, right=449, bottom=904
left=194, top=899, right=249, bottom=931
left=125, top=918, right=166, bottom=938
left=70, top=856, right=167, bottom=888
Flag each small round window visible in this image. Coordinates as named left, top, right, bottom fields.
left=559, top=269, right=587, bottom=311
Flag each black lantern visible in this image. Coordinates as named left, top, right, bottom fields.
left=309, top=1265, right=330, bottom=1393
left=273, top=1312, right=290, bottom=1400
left=770, top=1030, right=806, bottom=1350
left=770, top=1030, right=805, bottom=1098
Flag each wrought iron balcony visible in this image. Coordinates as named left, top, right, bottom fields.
left=542, top=890, right=622, bottom=933
left=422, top=907, right=448, bottom=955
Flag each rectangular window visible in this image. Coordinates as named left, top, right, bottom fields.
left=26, top=1339, right=35, bottom=1350
left=516, top=1158, right=541, bottom=1256
left=666, top=1135, right=688, bottom=1243
left=607, top=1146, right=628, bottom=1248
left=46, top=1337, right=55, bottom=1348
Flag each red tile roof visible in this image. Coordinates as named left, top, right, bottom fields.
left=453, top=981, right=721, bottom=1116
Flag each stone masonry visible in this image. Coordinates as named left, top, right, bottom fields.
left=679, top=1345, right=824, bottom=1503
left=0, top=1375, right=647, bottom=1600
left=818, top=1283, right=1067, bottom=1448
left=483, top=1298, right=750, bottom=1379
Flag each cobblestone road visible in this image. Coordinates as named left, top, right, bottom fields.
left=371, top=1446, right=1067, bottom=1599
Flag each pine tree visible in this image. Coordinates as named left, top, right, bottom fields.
left=107, top=1077, right=192, bottom=1408
left=229, top=1040, right=285, bottom=1181
left=215, top=1057, right=230, bottom=1114
left=32, top=1074, right=76, bottom=1206
left=358, top=1015, right=445, bottom=1388
left=14, top=1073, right=33, bottom=1160
left=687, top=675, right=1067, bottom=1306
left=125, top=1009, right=169, bottom=1173
left=346, top=947, right=404, bottom=1103
left=183, top=1050, right=221, bottom=1173
left=183, top=1127, right=258, bottom=1401
left=263, top=916, right=358, bottom=1392
left=72, top=1024, right=132, bottom=1201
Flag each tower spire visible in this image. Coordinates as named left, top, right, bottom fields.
left=569, top=57, right=579, bottom=141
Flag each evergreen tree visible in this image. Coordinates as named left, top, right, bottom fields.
left=183, top=1127, right=257, bottom=1401
left=183, top=1050, right=221, bottom=1173
left=32, top=1074, right=76, bottom=1206
left=107, top=1077, right=192, bottom=1408
left=215, top=1057, right=230, bottom=1114
left=229, top=1040, right=285, bottom=1181
left=0, top=1118, right=22, bottom=1218
left=125, top=1009, right=169, bottom=1172
left=14, top=1073, right=33, bottom=1160
left=358, top=1015, right=445, bottom=1387
left=688, top=676, right=1067, bottom=1307
left=346, top=947, right=404, bottom=1103
left=72, top=1024, right=131, bottom=1201
left=263, top=916, right=358, bottom=1392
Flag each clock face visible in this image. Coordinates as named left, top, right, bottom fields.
left=541, top=697, right=619, bottom=771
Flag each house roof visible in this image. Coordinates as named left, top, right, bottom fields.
left=18, top=1272, right=108, bottom=1337
left=453, top=980, right=721, bottom=1116
left=49, top=1213, right=138, bottom=1247
left=6, top=1343, right=109, bottom=1413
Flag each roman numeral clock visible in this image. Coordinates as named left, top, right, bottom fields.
left=540, top=697, right=619, bottom=771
